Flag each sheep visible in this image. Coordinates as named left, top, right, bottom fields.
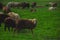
left=14, top=18, right=37, bottom=33
left=49, top=2, right=57, bottom=7
left=48, top=2, right=57, bottom=10
left=4, top=17, right=16, bottom=32
left=48, top=7, right=56, bottom=10
left=30, top=2, right=37, bottom=12
left=0, top=12, right=9, bottom=27
left=2, top=6, right=11, bottom=14
left=8, top=12, right=20, bottom=21
left=6, top=2, right=21, bottom=8
left=4, top=12, right=20, bottom=32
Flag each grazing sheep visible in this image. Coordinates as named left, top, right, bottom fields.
left=31, top=2, right=37, bottom=8
left=6, top=2, right=30, bottom=9
left=48, top=7, right=56, bottom=10
left=4, top=12, right=20, bottom=31
left=6, top=2, right=21, bottom=8
left=30, top=2, right=37, bottom=12
left=4, top=17, right=16, bottom=32
left=4, top=12, right=20, bottom=32
left=48, top=2, right=57, bottom=10
left=49, top=2, right=57, bottom=7
left=2, top=6, right=11, bottom=14
left=8, top=12, right=20, bottom=20
left=14, top=18, right=37, bottom=33
left=20, top=2, right=30, bottom=9
left=0, top=12, right=9, bottom=27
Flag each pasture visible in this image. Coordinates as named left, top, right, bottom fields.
left=0, top=0, right=60, bottom=40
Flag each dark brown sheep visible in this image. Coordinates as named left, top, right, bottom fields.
left=14, top=19, right=37, bottom=33
left=2, top=6, right=11, bottom=14
left=4, top=17, right=16, bottom=32
left=0, top=12, right=9, bottom=27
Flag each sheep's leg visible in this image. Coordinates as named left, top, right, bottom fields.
left=17, top=29, right=20, bottom=33
left=8, top=27, right=10, bottom=32
left=14, top=28, right=16, bottom=33
left=4, top=25, right=7, bottom=31
left=0, top=23, right=1, bottom=27
left=30, top=29, right=33, bottom=34
left=15, top=28, right=19, bottom=33
left=4, top=26, right=6, bottom=31
left=11, top=27, right=13, bottom=31
left=0, top=21, right=2, bottom=27
left=17, top=28, right=22, bottom=33
left=14, top=27, right=19, bottom=33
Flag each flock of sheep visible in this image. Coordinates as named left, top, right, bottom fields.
left=0, top=12, right=37, bottom=33
left=48, top=2, right=57, bottom=10
left=0, top=1, right=57, bottom=33
left=0, top=2, right=37, bottom=33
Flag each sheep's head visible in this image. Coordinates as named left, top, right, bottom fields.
left=28, top=19, right=37, bottom=24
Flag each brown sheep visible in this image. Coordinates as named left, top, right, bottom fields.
left=14, top=18, right=37, bottom=33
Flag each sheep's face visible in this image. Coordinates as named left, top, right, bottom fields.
left=28, top=19, right=37, bottom=24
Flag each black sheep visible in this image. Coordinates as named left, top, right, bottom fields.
left=4, top=17, right=16, bottom=32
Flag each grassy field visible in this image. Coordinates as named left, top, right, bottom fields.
left=0, top=0, right=60, bottom=40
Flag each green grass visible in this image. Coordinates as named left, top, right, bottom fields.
left=0, top=0, right=60, bottom=40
